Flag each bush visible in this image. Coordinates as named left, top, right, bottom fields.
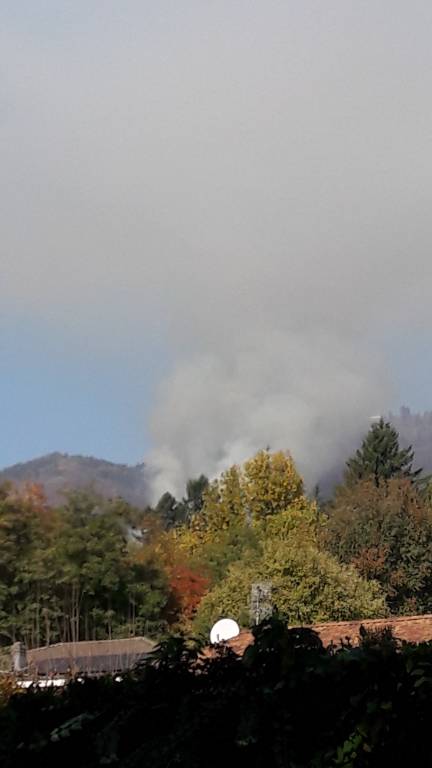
left=3, top=618, right=432, bottom=766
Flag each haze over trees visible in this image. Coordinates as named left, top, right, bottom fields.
left=3, top=408, right=432, bottom=508
left=391, top=407, right=432, bottom=475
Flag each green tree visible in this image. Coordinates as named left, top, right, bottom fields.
left=155, top=491, right=180, bottom=529
left=193, top=489, right=386, bottom=634
left=194, top=537, right=386, bottom=634
left=51, top=492, right=169, bottom=642
left=184, top=475, right=209, bottom=516
left=0, top=483, right=61, bottom=646
left=155, top=476, right=210, bottom=530
left=345, top=418, right=421, bottom=487
left=0, top=486, right=169, bottom=647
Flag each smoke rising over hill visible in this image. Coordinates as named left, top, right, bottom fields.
left=3, top=3, right=432, bottom=496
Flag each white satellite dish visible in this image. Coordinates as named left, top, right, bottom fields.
left=210, top=618, right=240, bottom=645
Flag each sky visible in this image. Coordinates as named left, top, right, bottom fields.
left=2, top=1, right=432, bottom=494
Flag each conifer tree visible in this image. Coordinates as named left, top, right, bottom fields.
left=345, top=418, right=421, bottom=487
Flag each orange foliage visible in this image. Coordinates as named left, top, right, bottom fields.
left=4, top=482, right=59, bottom=534
left=166, top=563, right=210, bottom=624
left=351, top=545, right=389, bottom=580
left=21, top=482, right=48, bottom=508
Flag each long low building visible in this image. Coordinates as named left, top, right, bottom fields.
left=12, top=636, right=155, bottom=678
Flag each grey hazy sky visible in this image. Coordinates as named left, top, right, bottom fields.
left=2, top=1, right=432, bottom=494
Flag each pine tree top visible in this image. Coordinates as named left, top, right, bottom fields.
left=345, top=418, right=421, bottom=487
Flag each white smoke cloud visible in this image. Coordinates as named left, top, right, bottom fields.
left=2, top=1, right=432, bottom=497
left=147, top=327, right=391, bottom=499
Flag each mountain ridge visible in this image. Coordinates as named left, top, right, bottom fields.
left=0, top=452, right=149, bottom=507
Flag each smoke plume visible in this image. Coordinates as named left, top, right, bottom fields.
left=2, top=2, right=432, bottom=497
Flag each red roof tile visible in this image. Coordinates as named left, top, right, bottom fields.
left=208, top=614, right=432, bottom=656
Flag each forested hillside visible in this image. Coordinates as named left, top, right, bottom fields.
left=0, top=453, right=149, bottom=507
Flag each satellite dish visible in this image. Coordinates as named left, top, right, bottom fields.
left=210, top=618, right=240, bottom=645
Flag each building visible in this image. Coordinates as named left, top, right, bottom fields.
left=11, top=636, right=155, bottom=681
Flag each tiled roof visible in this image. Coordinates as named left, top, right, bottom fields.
left=27, top=637, right=155, bottom=675
left=312, top=614, right=432, bottom=648
left=211, top=614, right=432, bottom=656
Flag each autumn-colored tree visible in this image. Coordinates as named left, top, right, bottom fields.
left=324, top=478, right=432, bottom=613
left=164, top=562, right=209, bottom=625
left=162, top=452, right=307, bottom=625
left=178, top=450, right=304, bottom=546
left=193, top=480, right=386, bottom=633
left=243, top=450, right=304, bottom=520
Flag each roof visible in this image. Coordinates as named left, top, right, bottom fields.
left=27, top=637, right=155, bottom=676
left=312, top=614, right=432, bottom=648
left=213, top=614, right=432, bottom=656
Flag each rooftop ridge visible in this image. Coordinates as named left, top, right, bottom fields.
left=311, top=614, right=432, bottom=630
left=209, top=614, right=432, bottom=657
left=28, top=636, right=153, bottom=653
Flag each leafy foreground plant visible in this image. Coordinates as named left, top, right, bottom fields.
left=1, top=618, right=432, bottom=767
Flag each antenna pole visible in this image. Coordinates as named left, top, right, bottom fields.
left=255, top=586, right=261, bottom=626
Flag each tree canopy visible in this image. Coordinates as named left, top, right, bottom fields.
left=0, top=486, right=169, bottom=646
left=324, top=478, right=432, bottom=614
left=345, top=417, right=421, bottom=487
left=1, top=434, right=432, bottom=649
left=158, top=450, right=387, bottom=634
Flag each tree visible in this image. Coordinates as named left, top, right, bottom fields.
left=184, top=475, right=209, bottom=515
left=170, top=451, right=306, bottom=596
left=155, top=492, right=182, bottom=529
left=52, top=492, right=169, bottom=642
left=345, top=418, right=421, bottom=487
left=324, top=478, right=432, bottom=614
left=153, top=477, right=210, bottom=531
left=242, top=450, right=304, bottom=520
left=194, top=537, right=386, bottom=634
left=164, top=562, right=209, bottom=626
left=0, top=483, right=64, bottom=646
left=193, top=483, right=386, bottom=634
left=182, top=450, right=304, bottom=540
left=0, top=486, right=170, bottom=647
left=126, top=543, right=170, bottom=637
left=170, top=450, right=387, bottom=632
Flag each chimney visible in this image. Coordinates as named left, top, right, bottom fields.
left=11, top=642, right=27, bottom=673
